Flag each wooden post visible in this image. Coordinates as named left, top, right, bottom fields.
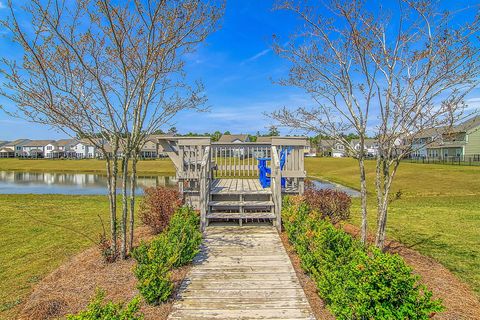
left=271, top=146, right=282, bottom=232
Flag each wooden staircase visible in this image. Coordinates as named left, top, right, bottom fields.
left=206, top=179, right=276, bottom=226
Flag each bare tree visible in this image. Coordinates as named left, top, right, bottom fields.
left=272, top=0, right=480, bottom=249
left=0, top=0, right=223, bottom=259
left=270, top=0, right=375, bottom=243
left=359, top=1, right=480, bottom=249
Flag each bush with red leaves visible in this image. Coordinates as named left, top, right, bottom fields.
left=304, top=180, right=351, bottom=224
left=140, top=187, right=183, bottom=234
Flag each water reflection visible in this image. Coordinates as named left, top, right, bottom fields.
left=0, top=171, right=177, bottom=195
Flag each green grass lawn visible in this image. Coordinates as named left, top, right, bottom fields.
left=305, top=157, right=480, bottom=297
left=0, top=194, right=116, bottom=319
left=0, top=157, right=479, bottom=319
left=0, top=158, right=176, bottom=175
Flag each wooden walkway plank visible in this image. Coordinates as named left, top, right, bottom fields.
left=168, top=226, right=315, bottom=320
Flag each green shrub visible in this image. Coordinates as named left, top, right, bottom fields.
left=132, top=234, right=176, bottom=304
left=66, top=289, right=143, bottom=320
left=167, top=206, right=203, bottom=268
left=132, top=206, right=202, bottom=305
left=282, top=196, right=444, bottom=319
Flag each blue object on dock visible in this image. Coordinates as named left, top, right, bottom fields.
left=258, top=147, right=291, bottom=188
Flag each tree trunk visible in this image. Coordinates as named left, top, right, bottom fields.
left=129, top=154, right=138, bottom=252
left=120, top=154, right=129, bottom=259
left=375, top=159, right=400, bottom=249
left=358, top=156, right=368, bottom=244
left=105, top=155, right=118, bottom=259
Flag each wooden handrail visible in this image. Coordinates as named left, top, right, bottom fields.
left=271, top=146, right=282, bottom=231
left=199, top=146, right=211, bottom=231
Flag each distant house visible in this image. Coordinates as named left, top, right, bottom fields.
left=410, top=127, right=444, bottom=158
left=140, top=138, right=158, bottom=159
left=218, top=134, right=251, bottom=157
left=45, top=139, right=77, bottom=158
left=425, top=116, right=480, bottom=159
left=72, top=139, right=97, bottom=159
left=0, top=139, right=30, bottom=158
left=350, top=139, right=379, bottom=157
left=315, top=139, right=347, bottom=157
left=410, top=116, right=480, bottom=160
left=20, top=140, right=55, bottom=158
left=304, top=141, right=316, bottom=157
left=218, top=134, right=250, bottom=143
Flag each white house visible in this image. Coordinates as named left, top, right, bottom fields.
left=0, top=139, right=30, bottom=158
left=20, top=140, right=54, bottom=158
left=304, top=141, right=316, bottom=157
left=350, top=139, right=379, bottom=157
left=72, top=140, right=97, bottom=158
left=45, top=139, right=77, bottom=158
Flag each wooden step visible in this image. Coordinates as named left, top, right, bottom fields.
left=209, top=200, right=274, bottom=207
left=210, top=188, right=272, bottom=195
left=207, top=212, right=275, bottom=219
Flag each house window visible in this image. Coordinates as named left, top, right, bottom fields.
left=47, top=146, right=52, bottom=150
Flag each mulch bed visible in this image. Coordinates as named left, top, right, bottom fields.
left=18, top=226, right=189, bottom=320
left=281, top=223, right=480, bottom=320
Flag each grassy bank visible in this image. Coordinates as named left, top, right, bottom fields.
left=1, top=157, right=479, bottom=319
left=305, top=157, right=480, bottom=297
left=0, top=158, right=176, bottom=175
left=0, top=194, right=129, bottom=319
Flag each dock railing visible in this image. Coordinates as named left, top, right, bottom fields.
left=157, top=136, right=307, bottom=227
left=211, top=142, right=271, bottom=177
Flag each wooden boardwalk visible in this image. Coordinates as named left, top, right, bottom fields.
left=169, top=226, right=315, bottom=320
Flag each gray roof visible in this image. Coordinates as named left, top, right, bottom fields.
left=23, top=140, right=55, bottom=147
left=3, top=139, right=30, bottom=147
left=452, top=115, right=480, bottom=133
left=256, top=136, right=273, bottom=143
left=55, top=139, right=77, bottom=147
left=218, top=134, right=249, bottom=143
left=0, top=147, right=14, bottom=153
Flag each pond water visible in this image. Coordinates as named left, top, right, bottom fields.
left=0, top=171, right=177, bottom=195
left=0, top=171, right=359, bottom=197
left=311, top=179, right=361, bottom=197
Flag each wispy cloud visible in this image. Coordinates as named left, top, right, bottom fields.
left=242, top=48, right=271, bottom=64
left=0, top=2, right=6, bottom=9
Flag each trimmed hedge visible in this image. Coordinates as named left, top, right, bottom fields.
left=66, top=289, right=143, bottom=320
left=132, top=206, right=202, bottom=304
left=282, top=197, right=444, bottom=319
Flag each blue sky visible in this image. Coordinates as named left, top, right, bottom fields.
left=0, top=0, right=479, bottom=139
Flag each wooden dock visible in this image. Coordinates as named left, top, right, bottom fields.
left=168, top=226, right=315, bottom=320
left=157, top=136, right=307, bottom=231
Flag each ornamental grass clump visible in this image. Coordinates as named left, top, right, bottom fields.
left=132, top=206, right=202, bottom=305
left=282, top=197, right=444, bottom=319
